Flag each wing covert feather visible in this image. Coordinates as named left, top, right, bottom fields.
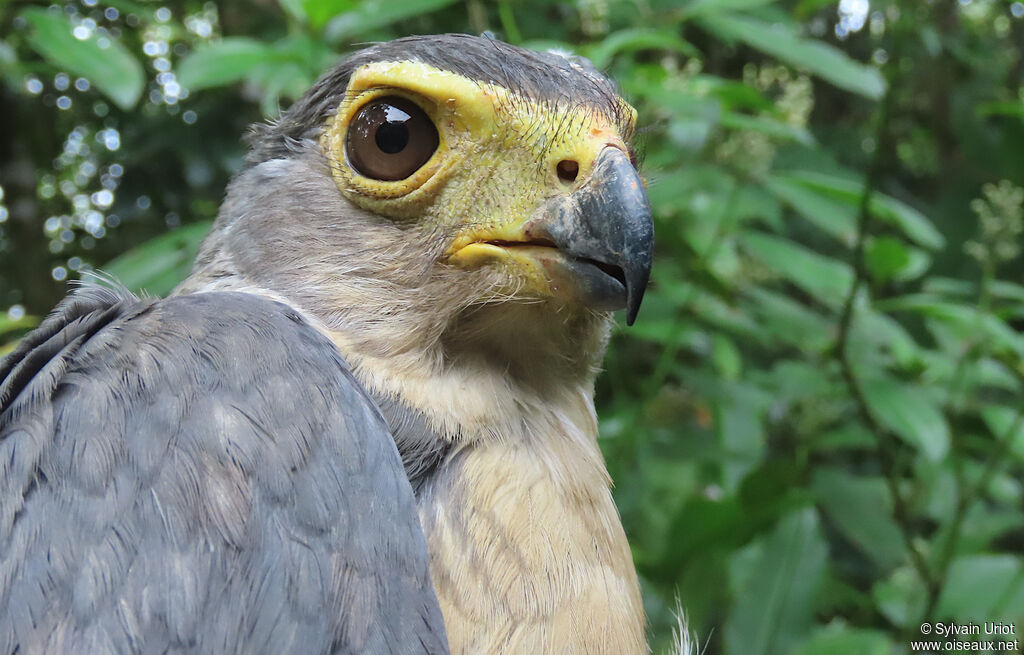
left=0, top=289, right=448, bottom=654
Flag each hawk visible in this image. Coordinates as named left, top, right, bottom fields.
left=0, top=34, right=654, bottom=654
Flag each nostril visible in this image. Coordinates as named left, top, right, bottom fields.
left=556, top=159, right=579, bottom=184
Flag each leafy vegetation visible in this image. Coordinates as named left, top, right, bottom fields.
left=2, top=0, right=1023, bottom=653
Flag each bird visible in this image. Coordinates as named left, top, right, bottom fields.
left=0, top=33, right=654, bottom=654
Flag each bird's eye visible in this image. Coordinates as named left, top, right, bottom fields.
left=345, top=96, right=439, bottom=181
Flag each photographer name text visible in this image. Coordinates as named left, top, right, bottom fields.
left=925, top=622, right=1017, bottom=638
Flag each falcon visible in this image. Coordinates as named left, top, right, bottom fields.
left=0, top=33, right=654, bottom=654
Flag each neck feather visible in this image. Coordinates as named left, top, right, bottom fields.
left=326, top=309, right=645, bottom=655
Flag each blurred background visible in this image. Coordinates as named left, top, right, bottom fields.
left=1, top=0, right=1023, bottom=652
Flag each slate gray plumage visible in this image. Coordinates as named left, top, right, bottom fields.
left=0, top=287, right=448, bottom=654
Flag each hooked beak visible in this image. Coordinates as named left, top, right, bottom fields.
left=448, top=147, right=654, bottom=325
left=524, top=148, right=654, bottom=325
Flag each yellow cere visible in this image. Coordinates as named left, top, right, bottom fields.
left=321, top=59, right=638, bottom=295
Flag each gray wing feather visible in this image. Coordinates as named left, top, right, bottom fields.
left=0, top=288, right=448, bottom=654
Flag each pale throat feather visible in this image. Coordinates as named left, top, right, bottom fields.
left=328, top=315, right=647, bottom=655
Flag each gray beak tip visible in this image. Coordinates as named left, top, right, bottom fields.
left=624, top=257, right=650, bottom=326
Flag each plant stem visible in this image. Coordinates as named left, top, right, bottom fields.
left=832, top=59, right=941, bottom=614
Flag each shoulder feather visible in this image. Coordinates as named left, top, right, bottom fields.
left=0, top=289, right=448, bottom=655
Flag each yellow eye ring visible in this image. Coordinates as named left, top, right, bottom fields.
left=324, top=88, right=451, bottom=204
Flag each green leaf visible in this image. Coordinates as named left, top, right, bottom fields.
left=21, top=8, right=145, bottom=110
left=0, top=312, right=38, bottom=357
left=872, top=566, right=927, bottom=629
left=253, top=61, right=312, bottom=115
left=977, top=101, right=1024, bottom=119
left=628, top=318, right=704, bottom=346
left=663, top=94, right=721, bottom=151
left=815, top=424, right=876, bottom=452
left=584, top=28, right=698, bottom=69
left=794, top=0, right=841, bottom=16
left=876, top=295, right=1024, bottom=357
left=745, top=287, right=833, bottom=352
left=0, top=313, right=37, bottom=337
left=300, top=0, right=358, bottom=28
left=177, top=38, right=278, bottom=91
left=795, top=623, right=893, bottom=655
left=715, top=384, right=766, bottom=490
left=725, top=508, right=828, bottom=655
left=980, top=405, right=1024, bottom=462
left=324, top=0, right=462, bottom=44
left=712, top=333, right=743, bottom=381
left=922, top=276, right=974, bottom=297
left=990, top=280, right=1024, bottom=305
left=924, top=278, right=1024, bottom=306
left=719, top=112, right=815, bottom=145
left=647, top=165, right=729, bottom=218
left=242, top=35, right=336, bottom=114
left=813, top=468, right=905, bottom=571
left=739, top=231, right=854, bottom=308
left=100, top=222, right=212, bottom=296
left=700, top=76, right=776, bottom=113
left=278, top=0, right=309, bottom=22
left=861, top=375, right=950, bottom=461
left=763, top=174, right=856, bottom=244
left=865, top=236, right=911, bottom=282
left=682, top=0, right=776, bottom=18
left=732, top=183, right=784, bottom=230
left=866, top=197, right=944, bottom=251
left=893, top=246, right=931, bottom=282
left=664, top=496, right=750, bottom=566
left=689, top=286, right=763, bottom=338
left=957, top=506, right=1024, bottom=552
left=936, top=555, right=1024, bottom=622
left=779, top=171, right=945, bottom=250
left=697, top=13, right=886, bottom=99
left=767, top=359, right=838, bottom=402
left=856, top=309, right=921, bottom=368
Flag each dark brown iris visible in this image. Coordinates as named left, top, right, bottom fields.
left=345, top=96, right=439, bottom=181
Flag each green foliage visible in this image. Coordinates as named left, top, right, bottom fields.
left=100, top=220, right=210, bottom=296
left=321, top=0, right=462, bottom=43
left=697, top=12, right=886, bottom=98
left=725, top=508, right=829, bottom=655
left=0, top=311, right=37, bottom=357
left=176, top=37, right=281, bottom=90
left=21, top=7, right=145, bottom=109
left=2, top=1, right=1023, bottom=654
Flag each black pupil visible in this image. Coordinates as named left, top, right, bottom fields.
left=376, top=105, right=411, bottom=154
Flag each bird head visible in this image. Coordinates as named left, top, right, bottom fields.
left=186, top=34, right=653, bottom=379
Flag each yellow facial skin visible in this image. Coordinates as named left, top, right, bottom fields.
left=321, top=60, right=637, bottom=300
